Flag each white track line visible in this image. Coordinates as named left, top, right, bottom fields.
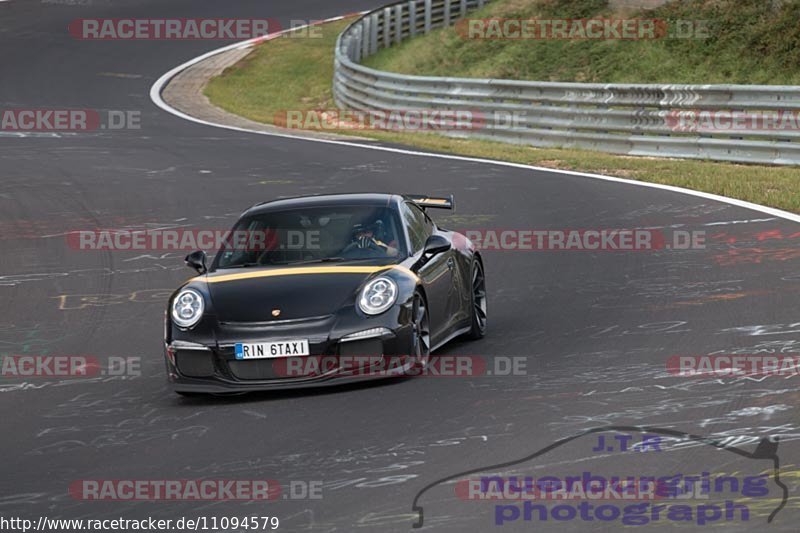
left=149, top=13, right=800, bottom=225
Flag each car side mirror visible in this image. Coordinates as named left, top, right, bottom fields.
left=423, top=234, right=451, bottom=256
left=185, top=250, right=207, bottom=274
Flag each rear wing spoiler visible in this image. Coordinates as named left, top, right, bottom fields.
left=407, top=194, right=454, bottom=211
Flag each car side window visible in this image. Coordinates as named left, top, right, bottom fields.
left=420, top=208, right=434, bottom=236
left=401, top=202, right=433, bottom=253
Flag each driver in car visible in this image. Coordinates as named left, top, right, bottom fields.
left=340, top=220, right=399, bottom=257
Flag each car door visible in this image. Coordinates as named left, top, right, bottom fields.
left=401, top=202, right=454, bottom=345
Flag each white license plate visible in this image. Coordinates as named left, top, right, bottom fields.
left=235, top=340, right=310, bottom=359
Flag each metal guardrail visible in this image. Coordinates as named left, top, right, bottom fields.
left=333, top=0, right=800, bottom=165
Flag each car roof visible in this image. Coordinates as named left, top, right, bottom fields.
left=243, top=193, right=404, bottom=216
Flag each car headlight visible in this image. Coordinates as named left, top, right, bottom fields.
left=359, top=277, right=398, bottom=315
left=171, top=289, right=204, bottom=328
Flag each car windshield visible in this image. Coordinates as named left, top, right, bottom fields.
left=213, top=205, right=407, bottom=270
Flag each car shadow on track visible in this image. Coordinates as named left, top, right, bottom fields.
left=170, top=374, right=413, bottom=405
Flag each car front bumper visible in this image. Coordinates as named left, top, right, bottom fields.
left=165, top=318, right=418, bottom=393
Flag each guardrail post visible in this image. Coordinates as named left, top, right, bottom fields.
left=409, top=1, right=417, bottom=37
left=383, top=7, right=392, bottom=48
left=460, top=0, right=467, bottom=17
left=360, top=18, right=370, bottom=58
left=340, top=35, right=348, bottom=61
left=478, top=0, right=485, bottom=7
left=370, top=13, right=379, bottom=53
left=395, top=4, right=404, bottom=44
left=424, top=0, right=432, bottom=34
left=444, top=0, right=451, bottom=27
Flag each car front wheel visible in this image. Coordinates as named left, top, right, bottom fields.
left=466, top=260, right=487, bottom=339
left=410, top=292, right=431, bottom=370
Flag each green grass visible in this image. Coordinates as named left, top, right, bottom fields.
left=364, top=0, right=800, bottom=84
left=205, top=19, right=351, bottom=123
left=204, top=12, right=800, bottom=214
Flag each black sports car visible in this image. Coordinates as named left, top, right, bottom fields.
left=164, top=193, right=487, bottom=394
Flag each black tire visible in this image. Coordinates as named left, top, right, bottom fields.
left=466, top=259, right=487, bottom=339
left=410, top=291, right=431, bottom=370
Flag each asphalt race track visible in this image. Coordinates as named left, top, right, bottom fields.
left=1, top=1, right=799, bottom=531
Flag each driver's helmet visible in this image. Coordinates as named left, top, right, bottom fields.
left=351, top=220, right=385, bottom=248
